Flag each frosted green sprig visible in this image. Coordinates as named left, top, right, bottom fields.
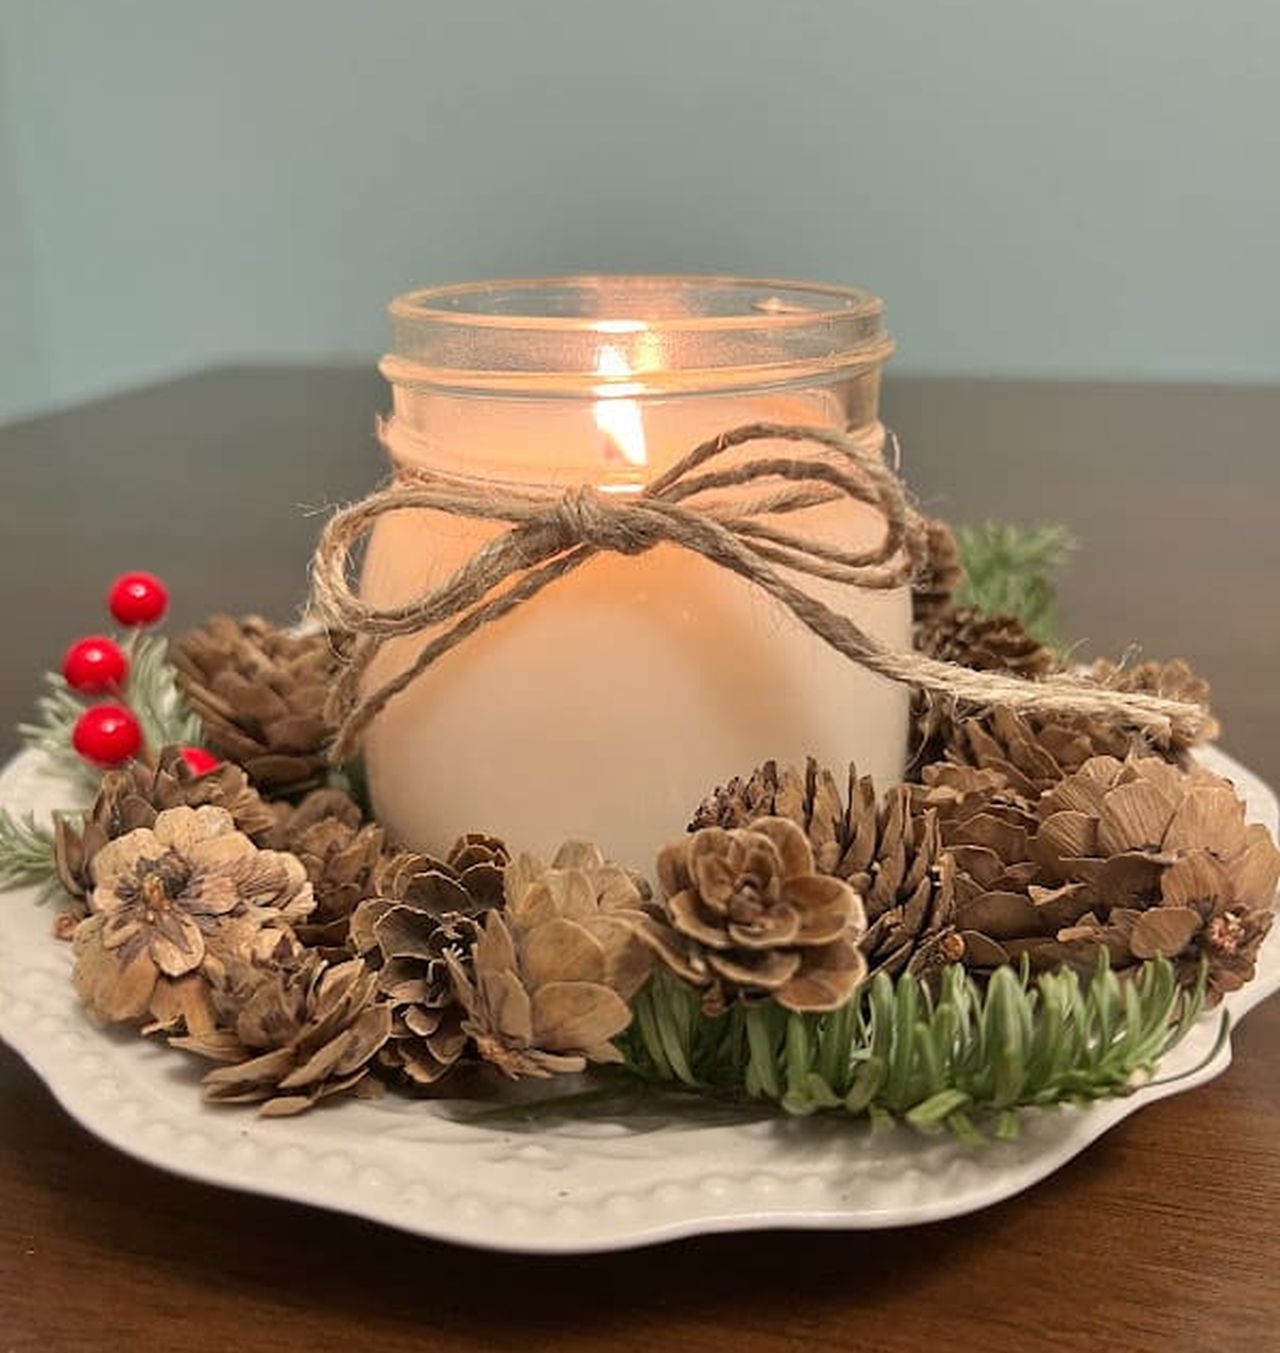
left=0, top=807, right=58, bottom=898
left=954, top=521, right=1075, bottom=645
left=618, top=956, right=1219, bottom=1142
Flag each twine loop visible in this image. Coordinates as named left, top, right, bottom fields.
left=310, top=419, right=1213, bottom=765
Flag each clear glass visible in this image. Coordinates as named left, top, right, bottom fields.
left=362, top=276, right=907, bottom=867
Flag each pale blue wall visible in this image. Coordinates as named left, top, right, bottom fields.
left=2, top=0, right=1278, bottom=423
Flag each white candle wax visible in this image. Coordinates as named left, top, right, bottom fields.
left=358, top=383, right=910, bottom=871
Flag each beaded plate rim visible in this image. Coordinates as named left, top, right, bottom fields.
left=0, top=746, right=1276, bottom=1254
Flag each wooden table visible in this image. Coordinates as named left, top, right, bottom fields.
left=1, top=371, right=1276, bottom=1351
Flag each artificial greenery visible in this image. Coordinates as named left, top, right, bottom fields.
left=17, top=632, right=201, bottom=793
left=0, top=808, right=58, bottom=898
left=618, top=956, right=1218, bottom=1142
left=954, top=521, right=1075, bottom=647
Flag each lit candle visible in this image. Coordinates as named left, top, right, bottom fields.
left=359, top=277, right=909, bottom=869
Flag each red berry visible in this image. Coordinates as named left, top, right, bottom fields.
left=108, top=572, right=169, bottom=627
left=62, top=635, right=129, bottom=693
left=180, top=746, right=221, bottom=777
left=72, top=704, right=143, bottom=768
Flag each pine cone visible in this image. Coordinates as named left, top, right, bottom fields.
left=447, top=842, right=653, bottom=1078
left=691, top=760, right=960, bottom=978
left=267, top=789, right=385, bottom=947
left=349, top=899, right=484, bottom=1084
left=917, top=704, right=1158, bottom=803
left=638, top=817, right=867, bottom=1013
left=71, top=805, right=313, bottom=1036
left=841, top=782, right=963, bottom=979
left=374, top=834, right=510, bottom=915
left=947, top=755, right=1280, bottom=1000
left=172, top=615, right=337, bottom=796
left=690, top=759, right=848, bottom=873
left=55, top=746, right=277, bottom=906
left=912, top=517, right=964, bottom=625
left=1089, top=657, right=1219, bottom=743
left=173, top=954, right=392, bottom=1116
left=915, top=606, right=1057, bottom=679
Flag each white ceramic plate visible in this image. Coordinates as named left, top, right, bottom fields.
left=1, top=747, right=1276, bottom=1253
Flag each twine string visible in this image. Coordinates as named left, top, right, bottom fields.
left=310, top=419, right=1212, bottom=764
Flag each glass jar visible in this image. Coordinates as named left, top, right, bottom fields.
left=361, top=276, right=907, bottom=868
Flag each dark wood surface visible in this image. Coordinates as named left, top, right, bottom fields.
left=0, top=370, right=1276, bottom=1351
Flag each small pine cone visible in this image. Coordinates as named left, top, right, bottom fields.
left=637, top=817, right=867, bottom=1014
left=915, top=606, right=1057, bottom=680
left=54, top=745, right=277, bottom=906
left=172, top=615, right=338, bottom=797
left=689, top=758, right=850, bottom=874
left=71, top=805, right=313, bottom=1037
left=268, top=789, right=386, bottom=948
left=916, top=704, right=1158, bottom=803
left=912, top=517, right=964, bottom=625
left=374, top=832, right=510, bottom=917
left=349, top=899, right=484, bottom=1084
left=1088, top=656, right=1219, bottom=748
left=173, top=954, right=392, bottom=1116
left=449, top=843, right=654, bottom=1078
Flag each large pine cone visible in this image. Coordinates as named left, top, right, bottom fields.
left=55, top=746, right=277, bottom=907
left=638, top=817, right=867, bottom=1013
left=172, top=616, right=337, bottom=796
left=929, top=755, right=1280, bottom=1000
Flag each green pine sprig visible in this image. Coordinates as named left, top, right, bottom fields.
left=0, top=807, right=59, bottom=898
left=16, top=632, right=202, bottom=795
left=617, top=956, right=1219, bottom=1142
left=954, top=521, right=1075, bottom=646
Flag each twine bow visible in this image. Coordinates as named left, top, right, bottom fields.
left=311, top=419, right=1213, bottom=764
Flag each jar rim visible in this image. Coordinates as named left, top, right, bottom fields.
left=384, top=275, right=893, bottom=397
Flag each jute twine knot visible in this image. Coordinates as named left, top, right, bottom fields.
left=310, top=419, right=1213, bottom=765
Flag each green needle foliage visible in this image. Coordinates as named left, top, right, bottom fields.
left=0, top=808, right=58, bottom=898
left=954, top=521, right=1075, bottom=646
left=17, top=633, right=202, bottom=794
left=617, top=957, right=1217, bottom=1142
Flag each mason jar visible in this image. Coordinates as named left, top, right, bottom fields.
left=359, top=276, right=907, bottom=869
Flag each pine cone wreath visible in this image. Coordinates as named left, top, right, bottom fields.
left=70, top=805, right=313, bottom=1036
left=172, top=615, right=337, bottom=796
left=267, top=789, right=385, bottom=948
left=54, top=745, right=277, bottom=907
left=349, top=898, right=484, bottom=1084
left=912, top=517, right=964, bottom=626
left=637, top=817, right=867, bottom=1014
left=173, top=954, right=392, bottom=1116
left=447, top=842, right=653, bottom=1078
left=915, top=606, right=1058, bottom=679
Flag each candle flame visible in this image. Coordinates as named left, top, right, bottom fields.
left=593, top=343, right=648, bottom=467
